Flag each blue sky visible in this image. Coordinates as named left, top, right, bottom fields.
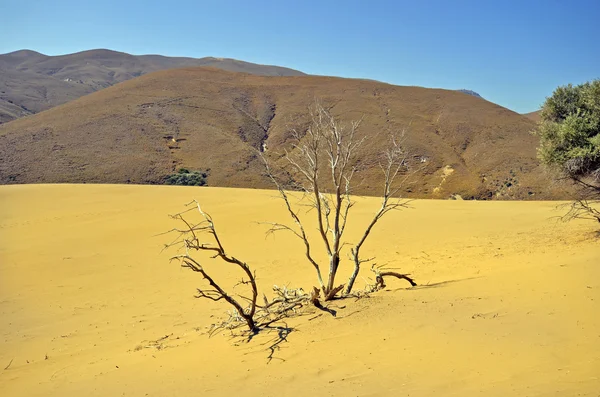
left=1, top=0, right=598, bottom=113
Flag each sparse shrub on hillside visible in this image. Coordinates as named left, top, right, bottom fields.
left=535, top=79, right=600, bottom=223
left=165, top=168, right=209, bottom=186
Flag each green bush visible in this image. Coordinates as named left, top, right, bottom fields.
left=165, top=168, right=209, bottom=186
left=536, top=79, right=600, bottom=182
left=536, top=80, right=600, bottom=224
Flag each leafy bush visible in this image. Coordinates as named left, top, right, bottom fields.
left=165, top=168, right=209, bottom=186
left=536, top=80, right=600, bottom=224
left=536, top=79, right=600, bottom=182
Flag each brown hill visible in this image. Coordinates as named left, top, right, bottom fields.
left=0, top=49, right=305, bottom=124
left=523, top=110, right=541, bottom=123
left=0, top=67, right=568, bottom=199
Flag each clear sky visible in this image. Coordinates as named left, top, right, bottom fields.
left=1, top=0, right=598, bottom=113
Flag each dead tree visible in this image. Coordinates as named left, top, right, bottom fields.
left=167, top=200, right=260, bottom=333
left=262, top=101, right=416, bottom=301
left=165, top=201, right=327, bottom=336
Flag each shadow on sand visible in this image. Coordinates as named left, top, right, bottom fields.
left=401, top=276, right=483, bottom=290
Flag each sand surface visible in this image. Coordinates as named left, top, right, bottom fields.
left=1, top=184, right=598, bottom=396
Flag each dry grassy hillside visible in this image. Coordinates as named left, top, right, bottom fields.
left=0, top=184, right=598, bottom=396
left=0, top=67, right=569, bottom=199
left=0, top=49, right=304, bottom=124
left=524, top=110, right=542, bottom=123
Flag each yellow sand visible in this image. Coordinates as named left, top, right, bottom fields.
left=0, top=184, right=598, bottom=396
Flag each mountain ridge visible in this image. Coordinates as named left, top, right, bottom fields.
left=457, top=89, right=483, bottom=98
left=0, top=49, right=305, bottom=124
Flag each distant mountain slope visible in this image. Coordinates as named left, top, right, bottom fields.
left=0, top=49, right=305, bottom=123
left=0, top=67, right=570, bottom=199
left=457, top=89, right=482, bottom=98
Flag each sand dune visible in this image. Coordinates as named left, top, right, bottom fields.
left=0, top=184, right=598, bottom=396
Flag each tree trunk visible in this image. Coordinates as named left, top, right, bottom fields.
left=344, top=251, right=360, bottom=295
left=244, top=316, right=259, bottom=334
left=325, top=253, right=340, bottom=294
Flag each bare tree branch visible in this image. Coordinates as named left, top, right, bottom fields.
left=261, top=100, right=417, bottom=300
left=375, top=271, right=417, bottom=289
left=260, top=154, right=326, bottom=290
left=168, top=201, right=260, bottom=333
left=345, top=133, right=413, bottom=295
left=557, top=199, right=600, bottom=223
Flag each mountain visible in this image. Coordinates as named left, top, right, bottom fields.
left=456, top=89, right=482, bottom=98
left=0, top=49, right=305, bottom=124
left=0, top=66, right=570, bottom=199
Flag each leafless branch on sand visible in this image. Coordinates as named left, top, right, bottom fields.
left=165, top=203, right=337, bottom=347
left=556, top=199, right=600, bottom=224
